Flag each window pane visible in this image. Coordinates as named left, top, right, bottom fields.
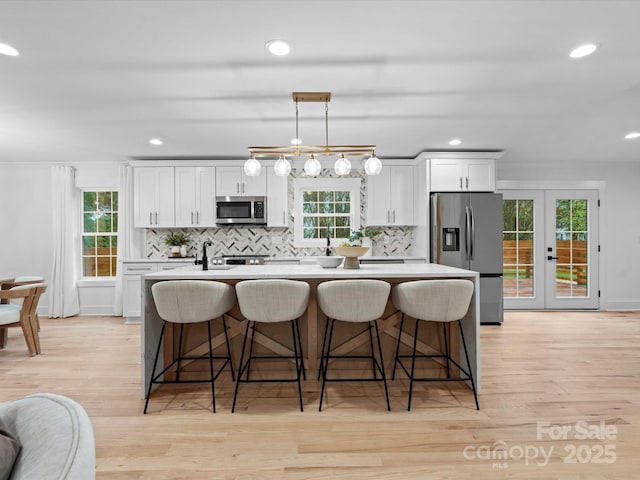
left=83, top=257, right=97, bottom=277
left=97, top=213, right=112, bottom=233
left=84, top=213, right=96, bottom=233
left=304, top=227, right=315, bottom=239
left=334, top=191, right=349, bottom=202
left=303, top=217, right=317, bottom=228
left=97, top=191, right=112, bottom=210
left=503, top=200, right=516, bottom=231
left=96, top=257, right=111, bottom=276
left=319, top=217, right=334, bottom=228
left=303, top=202, right=317, bottom=214
left=83, top=236, right=96, bottom=250
left=321, top=202, right=334, bottom=214
left=303, top=191, right=318, bottom=202
left=112, top=192, right=118, bottom=211
left=335, top=228, right=350, bottom=238
left=571, top=200, right=587, bottom=231
left=517, top=200, right=533, bottom=231
left=83, top=192, right=96, bottom=211
left=319, top=191, right=334, bottom=203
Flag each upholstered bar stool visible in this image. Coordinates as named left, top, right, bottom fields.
left=391, top=279, right=479, bottom=411
left=232, top=279, right=309, bottom=413
left=144, top=280, right=236, bottom=414
left=317, top=279, right=391, bottom=411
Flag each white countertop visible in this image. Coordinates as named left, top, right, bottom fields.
left=143, top=262, right=478, bottom=280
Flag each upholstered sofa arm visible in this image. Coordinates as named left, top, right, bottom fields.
left=0, top=393, right=95, bottom=479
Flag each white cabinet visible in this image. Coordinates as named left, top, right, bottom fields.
left=122, top=260, right=193, bottom=321
left=367, top=165, right=414, bottom=226
left=174, top=167, right=216, bottom=227
left=430, top=158, right=495, bottom=192
left=134, top=167, right=175, bottom=227
left=216, top=167, right=266, bottom=197
left=266, top=168, right=288, bottom=227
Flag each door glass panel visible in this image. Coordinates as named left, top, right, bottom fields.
left=503, top=199, right=534, bottom=298
left=554, top=199, right=589, bottom=297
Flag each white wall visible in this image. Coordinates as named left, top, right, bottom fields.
left=0, top=163, right=120, bottom=315
left=498, top=161, right=640, bottom=310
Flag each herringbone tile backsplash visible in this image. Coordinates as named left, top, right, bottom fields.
left=145, top=169, right=414, bottom=259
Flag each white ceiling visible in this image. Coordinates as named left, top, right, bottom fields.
left=1, top=0, right=639, bottom=166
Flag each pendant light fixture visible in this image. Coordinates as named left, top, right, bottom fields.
left=248, top=92, right=380, bottom=176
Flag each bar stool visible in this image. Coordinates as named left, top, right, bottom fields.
left=317, top=279, right=391, bottom=411
left=232, top=279, right=309, bottom=412
left=391, top=279, right=479, bottom=411
left=144, top=280, right=236, bottom=414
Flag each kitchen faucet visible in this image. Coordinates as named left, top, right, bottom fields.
left=201, top=241, right=212, bottom=270
left=326, top=233, right=331, bottom=256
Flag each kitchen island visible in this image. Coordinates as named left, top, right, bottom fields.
left=140, top=263, right=480, bottom=399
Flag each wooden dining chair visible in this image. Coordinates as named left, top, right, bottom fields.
left=0, top=283, right=47, bottom=356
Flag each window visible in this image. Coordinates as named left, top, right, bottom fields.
left=293, top=178, right=360, bottom=247
left=503, top=199, right=534, bottom=298
left=82, top=190, right=118, bottom=277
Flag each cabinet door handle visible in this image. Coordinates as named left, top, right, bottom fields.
left=242, top=183, right=245, bottom=194
left=393, top=210, right=396, bottom=223
left=465, top=176, right=469, bottom=189
left=196, top=211, right=199, bottom=224
left=191, top=212, right=194, bottom=224
left=460, top=176, right=463, bottom=189
left=149, top=212, right=153, bottom=225
left=237, top=183, right=240, bottom=194
left=283, top=211, right=286, bottom=224
left=387, top=210, right=390, bottom=223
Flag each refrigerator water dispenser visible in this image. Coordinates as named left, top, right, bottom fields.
left=443, top=227, right=460, bottom=251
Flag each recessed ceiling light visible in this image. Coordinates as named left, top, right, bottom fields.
left=149, top=138, right=163, bottom=146
left=0, top=43, right=19, bottom=56
left=449, top=138, right=462, bottom=146
left=624, top=132, right=640, bottom=140
left=266, top=40, right=291, bottom=56
left=569, top=43, right=598, bottom=58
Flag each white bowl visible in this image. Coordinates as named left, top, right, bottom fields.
left=316, top=257, right=343, bottom=268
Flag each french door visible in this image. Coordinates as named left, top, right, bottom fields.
left=502, top=189, right=599, bottom=310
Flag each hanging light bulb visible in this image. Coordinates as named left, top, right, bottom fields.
left=334, top=154, right=351, bottom=176
left=243, top=155, right=262, bottom=176
left=304, top=154, right=322, bottom=176
left=273, top=155, right=292, bottom=176
left=363, top=153, right=382, bottom=175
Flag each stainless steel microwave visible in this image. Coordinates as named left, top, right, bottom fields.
left=215, top=196, right=266, bottom=225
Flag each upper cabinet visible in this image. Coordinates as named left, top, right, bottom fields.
left=134, top=167, right=175, bottom=228
left=174, top=166, right=217, bottom=227
left=266, top=168, right=288, bottom=227
left=367, top=165, right=415, bottom=226
left=216, top=167, right=266, bottom=197
left=429, top=158, right=496, bottom=192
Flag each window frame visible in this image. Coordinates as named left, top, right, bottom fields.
left=293, top=177, right=361, bottom=248
left=80, top=188, right=119, bottom=279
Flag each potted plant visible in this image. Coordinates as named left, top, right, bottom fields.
left=360, top=227, right=382, bottom=257
left=164, top=231, right=190, bottom=257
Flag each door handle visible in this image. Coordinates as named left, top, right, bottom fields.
left=465, top=206, right=471, bottom=260
left=469, top=205, right=475, bottom=259
left=547, top=255, right=559, bottom=260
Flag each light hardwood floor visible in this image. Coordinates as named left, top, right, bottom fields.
left=1, top=311, right=638, bottom=479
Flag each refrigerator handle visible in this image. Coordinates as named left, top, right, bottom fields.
left=465, top=206, right=471, bottom=260
left=469, top=205, right=475, bottom=260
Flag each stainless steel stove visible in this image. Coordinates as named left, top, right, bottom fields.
left=211, top=254, right=269, bottom=266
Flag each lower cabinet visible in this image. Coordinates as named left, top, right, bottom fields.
left=122, top=260, right=193, bottom=322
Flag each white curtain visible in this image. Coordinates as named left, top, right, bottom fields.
left=49, top=165, right=80, bottom=318
left=113, top=164, right=144, bottom=316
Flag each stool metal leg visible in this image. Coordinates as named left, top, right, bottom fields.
left=368, top=322, right=377, bottom=380
left=392, top=313, right=406, bottom=380
left=221, top=315, right=235, bottom=381
left=317, top=316, right=330, bottom=381
left=207, top=320, right=216, bottom=413
left=294, top=318, right=306, bottom=381
left=442, top=322, right=451, bottom=378
left=232, top=321, right=252, bottom=413
left=407, top=319, right=420, bottom=411
left=318, top=318, right=336, bottom=412
left=144, top=321, right=167, bottom=414
left=290, top=320, right=304, bottom=412
left=176, top=323, right=185, bottom=381
left=373, top=320, right=391, bottom=411
left=458, top=320, right=480, bottom=411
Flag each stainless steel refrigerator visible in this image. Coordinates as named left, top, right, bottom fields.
left=431, top=192, right=504, bottom=324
